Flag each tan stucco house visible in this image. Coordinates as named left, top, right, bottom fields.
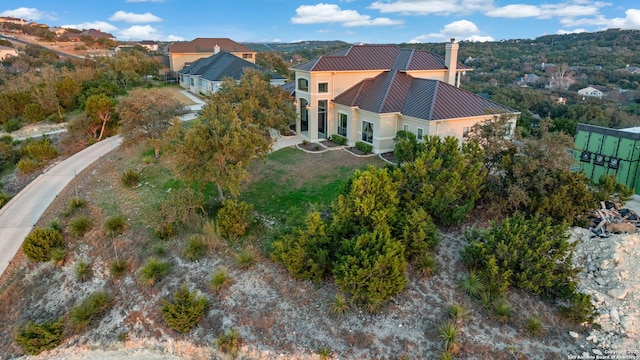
left=0, top=45, right=18, bottom=61
left=167, top=38, right=256, bottom=72
left=290, top=40, right=519, bottom=153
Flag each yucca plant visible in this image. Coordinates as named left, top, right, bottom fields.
left=121, top=169, right=141, bottom=188
left=491, top=298, right=514, bottom=324
left=103, top=215, right=128, bottom=238
left=235, top=247, right=256, bottom=269
left=209, top=268, right=231, bottom=293
left=182, top=234, right=207, bottom=262
left=139, top=257, right=172, bottom=286
left=438, top=320, right=461, bottom=355
left=415, top=252, right=439, bottom=278
left=69, top=215, right=92, bottom=237
left=74, top=260, right=92, bottom=282
left=524, top=316, right=545, bottom=337
left=459, top=271, right=483, bottom=298
left=68, top=291, right=113, bottom=333
left=216, top=328, right=241, bottom=354
left=109, top=259, right=128, bottom=278
left=152, top=243, right=167, bottom=257
left=329, top=293, right=350, bottom=317
left=447, top=302, right=469, bottom=326
left=68, top=197, right=86, bottom=211
left=317, top=345, right=332, bottom=360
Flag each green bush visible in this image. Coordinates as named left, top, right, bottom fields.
left=17, top=157, right=40, bottom=173
left=209, top=267, right=231, bottom=293
left=22, top=228, right=65, bottom=262
left=103, top=215, right=127, bottom=237
left=355, top=141, right=373, bottom=154
left=68, top=291, right=113, bottom=333
left=4, top=118, right=23, bottom=132
left=235, top=247, right=256, bottom=269
left=121, top=169, right=141, bottom=188
left=330, top=134, right=347, bottom=145
left=139, top=257, right=172, bottom=286
left=559, top=292, right=598, bottom=324
left=393, top=130, right=419, bottom=164
left=182, top=234, right=207, bottom=262
left=109, top=259, right=128, bottom=278
left=19, top=137, right=57, bottom=163
left=461, top=213, right=580, bottom=301
left=0, top=190, right=10, bottom=208
left=594, top=174, right=633, bottom=204
left=161, top=284, right=209, bottom=334
left=333, top=227, right=407, bottom=312
left=69, top=215, right=93, bottom=237
left=524, top=316, right=545, bottom=337
left=216, top=328, right=241, bottom=354
left=154, top=222, right=176, bottom=239
left=394, top=207, right=439, bottom=261
left=14, top=319, right=64, bottom=355
left=217, top=199, right=254, bottom=241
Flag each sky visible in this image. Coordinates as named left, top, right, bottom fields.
left=1, top=1, right=640, bottom=44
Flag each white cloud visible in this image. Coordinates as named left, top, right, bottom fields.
left=485, top=4, right=541, bottom=18
left=291, top=3, right=403, bottom=27
left=486, top=1, right=606, bottom=19
left=0, top=7, right=54, bottom=21
left=610, top=8, right=640, bottom=29
left=109, top=11, right=162, bottom=23
left=117, top=25, right=181, bottom=41
left=559, top=8, right=640, bottom=30
left=368, top=0, right=494, bottom=16
left=409, top=19, right=493, bottom=42
left=556, top=28, right=587, bottom=34
left=62, top=21, right=118, bottom=32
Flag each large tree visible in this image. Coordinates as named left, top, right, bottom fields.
left=118, top=88, right=184, bottom=158
left=84, top=93, right=117, bottom=141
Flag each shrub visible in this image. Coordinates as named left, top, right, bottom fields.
left=394, top=207, right=439, bottom=261
left=67, top=291, right=113, bottom=333
left=22, top=228, right=65, bottom=262
left=69, top=215, right=93, bottom=237
left=17, top=157, right=39, bottom=173
left=103, top=215, right=128, bottom=237
left=438, top=320, right=461, bottom=355
left=217, top=199, right=254, bottom=241
left=216, top=328, right=241, bottom=355
left=182, top=234, right=207, bottom=262
left=139, top=257, right=172, bottom=286
left=74, top=260, right=92, bottom=282
left=154, top=222, right=176, bottom=239
left=161, top=284, right=209, bottom=334
left=4, top=118, right=23, bottom=132
left=355, top=141, right=373, bottom=154
left=14, top=319, right=64, bottom=355
left=209, top=267, right=231, bottom=293
left=19, top=137, right=57, bottom=163
left=0, top=190, right=10, bottom=208
left=461, top=213, right=579, bottom=301
left=559, top=292, right=598, bottom=324
left=329, top=293, right=350, bottom=317
left=333, top=227, right=407, bottom=312
left=524, top=316, right=545, bottom=337
left=393, top=130, right=419, bottom=164
left=50, top=247, right=66, bottom=265
left=447, top=302, right=469, bottom=326
left=121, top=169, right=141, bottom=187
left=235, top=247, right=256, bottom=269
left=594, top=174, right=633, bottom=204
left=152, top=244, right=168, bottom=257
left=330, top=134, right=347, bottom=145
left=459, top=271, right=484, bottom=299
left=68, top=197, right=87, bottom=210
left=109, top=259, right=128, bottom=278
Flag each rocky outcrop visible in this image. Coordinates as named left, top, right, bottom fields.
left=569, top=227, right=639, bottom=352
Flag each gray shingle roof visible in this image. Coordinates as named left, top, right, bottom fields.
left=178, top=51, right=283, bottom=82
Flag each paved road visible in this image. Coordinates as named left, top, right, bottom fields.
left=0, top=136, right=123, bottom=275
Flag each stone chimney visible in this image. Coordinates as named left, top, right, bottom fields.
left=214, top=44, right=220, bottom=54
left=444, top=38, right=459, bottom=86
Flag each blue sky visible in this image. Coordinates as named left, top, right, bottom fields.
left=1, top=1, right=639, bottom=43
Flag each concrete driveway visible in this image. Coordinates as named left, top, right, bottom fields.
left=0, top=136, right=122, bottom=275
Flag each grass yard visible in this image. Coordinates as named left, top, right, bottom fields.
left=241, top=147, right=386, bottom=223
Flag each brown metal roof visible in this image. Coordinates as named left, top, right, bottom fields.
left=168, top=38, right=253, bottom=53
left=334, top=72, right=517, bottom=121
left=292, top=44, right=470, bottom=72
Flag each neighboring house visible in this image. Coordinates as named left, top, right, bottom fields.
left=0, top=45, right=18, bottom=61
left=290, top=40, right=519, bottom=153
left=69, top=29, right=116, bottom=42
left=621, top=65, right=640, bottom=74
left=49, top=27, right=68, bottom=36
left=167, top=38, right=256, bottom=72
left=578, top=86, right=604, bottom=99
left=178, top=51, right=285, bottom=95
left=139, top=40, right=159, bottom=52
left=0, top=17, right=26, bottom=25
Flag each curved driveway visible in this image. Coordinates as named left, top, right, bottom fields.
left=0, top=136, right=122, bottom=275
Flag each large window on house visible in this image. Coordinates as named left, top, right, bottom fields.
left=338, top=113, right=348, bottom=137
left=362, top=121, right=374, bottom=143
left=242, top=53, right=253, bottom=59
left=417, top=127, right=424, bottom=141
left=318, top=100, right=327, bottom=136
left=297, top=78, right=309, bottom=92
left=318, top=82, right=328, bottom=93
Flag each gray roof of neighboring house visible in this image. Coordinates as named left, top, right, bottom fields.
left=292, top=44, right=471, bottom=72
left=333, top=49, right=517, bottom=120
left=178, top=51, right=284, bottom=82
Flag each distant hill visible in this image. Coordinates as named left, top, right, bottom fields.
left=242, top=40, right=349, bottom=53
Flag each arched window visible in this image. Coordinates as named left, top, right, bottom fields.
left=297, top=78, right=309, bottom=92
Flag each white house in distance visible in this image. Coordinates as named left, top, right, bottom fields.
left=0, top=45, right=18, bottom=61
left=179, top=51, right=285, bottom=95
left=578, top=86, right=604, bottom=99
left=290, top=39, right=520, bottom=153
